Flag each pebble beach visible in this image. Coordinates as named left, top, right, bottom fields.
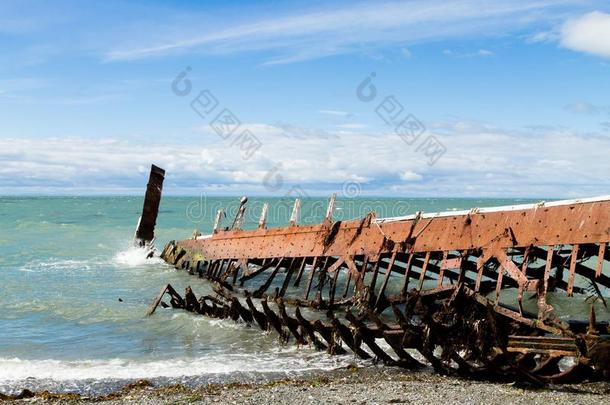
left=4, top=366, right=610, bottom=404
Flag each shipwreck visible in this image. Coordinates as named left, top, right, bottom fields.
left=139, top=165, right=610, bottom=385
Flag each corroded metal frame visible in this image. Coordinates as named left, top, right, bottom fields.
left=158, top=194, right=610, bottom=384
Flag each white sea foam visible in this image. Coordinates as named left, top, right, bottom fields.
left=18, top=248, right=163, bottom=273
left=18, top=258, right=100, bottom=273
left=112, top=247, right=163, bottom=267
left=0, top=352, right=358, bottom=382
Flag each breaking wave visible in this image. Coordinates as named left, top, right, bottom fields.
left=0, top=353, right=363, bottom=395
left=112, top=246, right=164, bottom=267
left=0, top=352, right=350, bottom=381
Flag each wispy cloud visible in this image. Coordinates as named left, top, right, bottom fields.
left=564, top=101, right=609, bottom=115
left=564, top=101, right=600, bottom=114
left=442, top=48, right=495, bottom=57
left=527, top=30, right=559, bottom=44
left=335, top=123, right=366, bottom=130
left=103, top=0, right=577, bottom=63
left=318, top=110, right=352, bottom=117
left=401, top=48, right=413, bottom=58
left=0, top=92, right=127, bottom=106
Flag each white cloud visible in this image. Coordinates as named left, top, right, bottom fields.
left=3, top=121, right=610, bottom=197
left=560, top=11, right=610, bottom=58
left=400, top=171, right=423, bottom=182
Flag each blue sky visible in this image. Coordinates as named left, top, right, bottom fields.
left=1, top=0, right=610, bottom=197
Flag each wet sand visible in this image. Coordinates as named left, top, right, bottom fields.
left=4, top=366, right=610, bottom=404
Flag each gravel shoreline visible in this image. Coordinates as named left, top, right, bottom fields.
left=4, top=366, right=610, bottom=404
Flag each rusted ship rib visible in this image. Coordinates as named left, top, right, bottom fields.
left=148, top=181, right=610, bottom=384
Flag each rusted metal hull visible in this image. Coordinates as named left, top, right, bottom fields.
left=158, top=195, right=610, bottom=384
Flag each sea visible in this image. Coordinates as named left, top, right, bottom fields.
left=0, top=195, right=563, bottom=395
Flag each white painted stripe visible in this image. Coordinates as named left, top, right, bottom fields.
left=373, top=195, right=610, bottom=224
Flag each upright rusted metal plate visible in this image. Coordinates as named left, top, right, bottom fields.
left=135, top=164, right=165, bottom=244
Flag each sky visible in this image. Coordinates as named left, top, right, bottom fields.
left=1, top=0, right=610, bottom=198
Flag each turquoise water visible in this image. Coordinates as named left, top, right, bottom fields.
left=0, top=196, right=542, bottom=394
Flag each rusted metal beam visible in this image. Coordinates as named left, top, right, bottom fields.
left=507, top=335, right=579, bottom=357
left=400, top=253, right=414, bottom=296
left=258, top=203, right=268, bottom=229
left=289, top=199, right=301, bottom=227
left=213, top=209, right=225, bottom=233
left=568, top=244, right=579, bottom=296
left=417, top=252, right=431, bottom=290
left=596, top=243, right=606, bottom=278
left=375, top=251, right=397, bottom=310
left=178, top=197, right=610, bottom=259
left=303, top=257, right=320, bottom=300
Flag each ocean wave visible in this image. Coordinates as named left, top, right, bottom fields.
left=0, top=351, right=359, bottom=382
left=17, top=257, right=109, bottom=273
